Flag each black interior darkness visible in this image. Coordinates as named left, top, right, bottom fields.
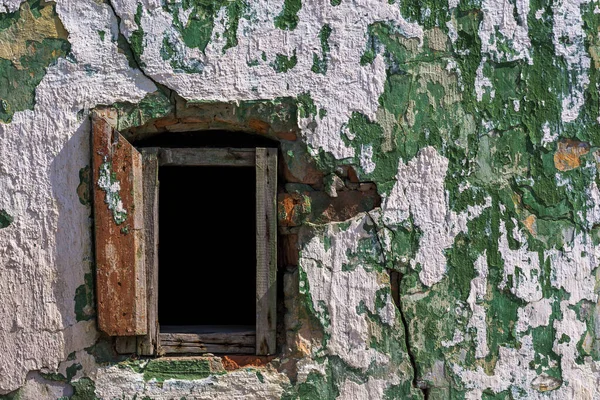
left=158, top=166, right=256, bottom=326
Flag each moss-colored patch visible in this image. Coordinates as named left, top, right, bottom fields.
left=0, top=209, right=13, bottom=228
left=71, top=377, right=99, bottom=400
left=129, top=3, right=145, bottom=67
left=112, top=89, right=173, bottom=132
left=0, top=0, right=70, bottom=122
left=272, top=51, right=297, bottom=73
left=274, top=0, right=301, bottom=31
left=312, top=24, right=332, bottom=75
left=74, top=273, right=95, bottom=322
left=163, top=0, right=247, bottom=55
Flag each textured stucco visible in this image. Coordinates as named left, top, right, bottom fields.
left=0, top=0, right=600, bottom=398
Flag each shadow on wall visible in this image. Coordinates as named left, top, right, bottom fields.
left=48, top=113, right=98, bottom=351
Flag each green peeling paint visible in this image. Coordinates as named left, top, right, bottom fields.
left=142, top=359, right=223, bottom=382
left=112, top=90, right=173, bottom=131
left=272, top=51, right=298, bottom=73
left=129, top=3, right=145, bottom=67
left=0, top=0, right=70, bottom=123
left=74, top=273, right=95, bottom=322
left=274, top=0, right=301, bottom=31
left=163, top=0, right=246, bottom=54
left=312, top=24, right=332, bottom=75
left=0, top=209, right=13, bottom=228
left=70, top=378, right=99, bottom=400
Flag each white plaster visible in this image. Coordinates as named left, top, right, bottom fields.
left=547, top=233, right=598, bottom=306
left=552, top=0, right=591, bottom=122
left=498, top=220, right=543, bottom=303
left=441, top=329, right=465, bottom=348
left=513, top=99, right=520, bottom=112
left=479, top=0, right=532, bottom=64
left=446, top=18, right=459, bottom=44
left=95, top=365, right=289, bottom=400
left=11, top=372, right=72, bottom=399
left=359, top=144, right=376, bottom=174
left=112, top=0, right=423, bottom=160
left=337, top=376, right=399, bottom=400
left=0, top=0, right=20, bottom=13
left=541, top=122, right=558, bottom=147
left=300, top=215, right=394, bottom=370
left=475, top=57, right=494, bottom=102
left=466, top=252, right=490, bottom=358
left=0, top=0, right=153, bottom=393
left=585, top=180, right=600, bottom=229
left=516, top=298, right=553, bottom=333
left=453, top=231, right=600, bottom=398
left=382, top=147, right=491, bottom=286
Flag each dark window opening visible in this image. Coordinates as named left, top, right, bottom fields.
left=158, top=166, right=256, bottom=328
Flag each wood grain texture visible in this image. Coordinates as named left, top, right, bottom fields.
left=92, top=113, right=146, bottom=336
left=160, top=327, right=255, bottom=355
left=158, top=148, right=255, bottom=167
left=137, top=150, right=159, bottom=355
left=255, top=148, right=278, bottom=355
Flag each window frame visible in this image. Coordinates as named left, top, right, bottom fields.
left=139, top=147, right=278, bottom=356
left=91, top=114, right=278, bottom=356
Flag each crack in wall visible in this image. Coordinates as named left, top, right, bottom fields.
left=104, top=0, right=175, bottom=104
left=367, top=211, right=428, bottom=399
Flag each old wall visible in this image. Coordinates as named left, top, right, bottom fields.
left=0, top=0, right=599, bottom=399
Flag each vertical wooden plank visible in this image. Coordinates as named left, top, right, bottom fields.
left=256, top=148, right=278, bottom=355
left=92, top=113, right=147, bottom=336
left=138, top=149, right=159, bottom=355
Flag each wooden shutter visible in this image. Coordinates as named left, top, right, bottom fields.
left=92, top=113, right=147, bottom=336
left=256, top=148, right=277, bottom=355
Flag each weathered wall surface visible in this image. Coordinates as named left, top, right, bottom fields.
left=0, top=0, right=599, bottom=398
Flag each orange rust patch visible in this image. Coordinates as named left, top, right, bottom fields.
left=248, top=118, right=270, bottom=135
left=554, top=139, right=589, bottom=171
left=221, top=355, right=275, bottom=371
left=522, top=214, right=537, bottom=237
left=276, top=130, right=297, bottom=141
left=279, top=194, right=299, bottom=226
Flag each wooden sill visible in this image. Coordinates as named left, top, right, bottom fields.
left=160, top=325, right=255, bottom=355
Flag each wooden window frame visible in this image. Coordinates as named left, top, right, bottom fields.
left=92, top=115, right=278, bottom=356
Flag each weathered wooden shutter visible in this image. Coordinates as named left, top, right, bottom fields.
left=256, top=148, right=277, bottom=355
left=92, top=113, right=147, bottom=336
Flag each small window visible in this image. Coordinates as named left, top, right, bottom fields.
left=91, top=114, right=278, bottom=356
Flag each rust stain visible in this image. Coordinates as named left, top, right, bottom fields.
left=276, top=130, right=297, bottom=141
left=522, top=214, right=537, bottom=237
left=248, top=118, right=270, bottom=135
left=554, top=139, right=589, bottom=171
left=92, top=114, right=146, bottom=336
left=278, top=193, right=311, bottom=227
left=279, top=194, right=299, bottom=226
left=221, top=355, right=275, bottom=371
